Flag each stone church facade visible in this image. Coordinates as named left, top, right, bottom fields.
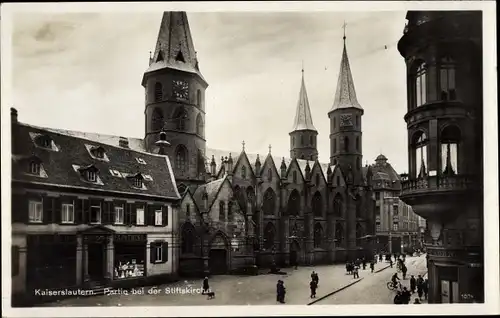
left=141, top=12, right=376, bottom=276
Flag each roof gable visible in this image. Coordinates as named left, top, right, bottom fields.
left=233, top=151, right=255, bottom=179
left=262, top=154, right=280, bottom=181
left=286, top=158, right=305, bottom=183
left=192, top=176, right=229, bottom=212
left=332, top=165, right=346, bottom=188
left=311, top=161, right=327, bottom=186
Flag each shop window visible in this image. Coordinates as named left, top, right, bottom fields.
left=114, top=242, right=145, bottom=279
left=29, top=199, right=43, bottom=223
left=61, top=202, right=75, bottom=224
left=136, top=206, right=145, bottom=225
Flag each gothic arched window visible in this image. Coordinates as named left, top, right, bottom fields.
left=246, top=187, right=254, bottom=213
left=175, top=145, right=188, bottom=173
left=154, top=82, right=163, bottom=102
left=440, top=125, right=461, bottom=175
left=174, top=108, right=188, bottom=131
left=181, top=223, right=196, bottom=254
left=196, top=89, right=202, bottom=107
left=333, top=138, right=337, bottom=153
left=227, top=202, right=233, bottom=222
left=315, top=173, right=320, bottom=186
left=344, top=136, right=349, bottom=152
left=263, top=222, right=276, bottom=250
left=263, top=188, right=276, bottom=215
left=287, top=189, right=300, bottom=216
left=439, top=57, right=457, bottom=101
left=335, top=223, right=344, bottom=245
left=356, top=136, right=360, bottom=151
left=152, top=108, right=164, bottom=131
left=414, top=62, right=427, bottom=107
left=196, top=114, right=204, bottom=136
left=312, top=191, right=322, bottom=217
left=314, top=223, right=323, bottom=248
left=412, top=131, right=428, bottom=179
left=219, top=201, right=225, bottom=222
left=333, top=194, right=343, bottom=217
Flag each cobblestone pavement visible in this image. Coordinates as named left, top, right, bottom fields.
left=43, top=261, right=391, bottom=306
left=312, top=255, right=428, bottom=305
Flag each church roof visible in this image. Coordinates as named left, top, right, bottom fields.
left=12, top=122, right=180, bottom=200
left=330, top=38, right=363, bottom=112
left=142, top=12, right=207, bottom=86
left=192, top=177, right=226, bottom=211
left=291, top=70, right=317, bottom=132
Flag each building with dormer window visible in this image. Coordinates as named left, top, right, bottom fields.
left=10, top=108, right=180, bottom=305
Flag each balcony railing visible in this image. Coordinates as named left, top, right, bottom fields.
left=401, top=175, right=476, bottom=195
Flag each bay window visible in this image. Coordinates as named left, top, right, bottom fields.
left=414, top=62, right=427, bottom=107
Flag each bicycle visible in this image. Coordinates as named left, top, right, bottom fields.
left=386, top=281, right=400, bottom=291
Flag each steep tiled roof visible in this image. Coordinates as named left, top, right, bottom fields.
left=142, top=12, right=206, bottom=86
left=291, top=70, right=317, bottom=132
left=330, top=39, right=363, bottom=112
left=192, top=177, right=226, bottom=211
left=12, top=123, right=180, bottom=200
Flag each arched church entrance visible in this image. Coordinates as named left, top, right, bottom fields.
left=290, top=240, right=300, bottom=267
left=208, top=233, right=229, bottom=275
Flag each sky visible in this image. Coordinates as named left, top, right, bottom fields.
left=11, top=10, right=410, bottom=173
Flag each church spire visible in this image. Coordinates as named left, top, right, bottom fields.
left=291, top=66, right=317, bottom=132
left=142, top=11, right=206, bottom=86
left=330, top=25, right=362, bottom=112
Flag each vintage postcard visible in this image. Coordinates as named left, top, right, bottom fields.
left=1, top=1, right=498, bottom=317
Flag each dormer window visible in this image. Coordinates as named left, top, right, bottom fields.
left=76, top=165, right=101, bottom=184
left=29, top=161, right=40, bottom=175
left=127, top=173, right=145, bottom=189
left=136, top=158, right=147, bottom=165
left=30, top=133, right=58, bottom=151
left=134, top=178, right=143, bottom=188
left=38, top=136, right=51, bottom=148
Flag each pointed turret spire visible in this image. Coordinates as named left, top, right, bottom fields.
left=330, top=25, right=362, bottom=112
left=291, top=66, right=317, bottom=132
left=142, top=12, right=206, bottom=86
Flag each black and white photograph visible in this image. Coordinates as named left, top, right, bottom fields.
left=1, top=1, right=498, bottom=317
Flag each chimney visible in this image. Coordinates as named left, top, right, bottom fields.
left=11, top=108, right=18, bottom=124
left=119, top=136, right=129, bottom=148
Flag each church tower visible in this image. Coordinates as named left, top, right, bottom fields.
left=328, top=30, right=364, bottom=184
left=289, top=68, right=318, bottom=161
left=142, top=12, right=208, bottom=187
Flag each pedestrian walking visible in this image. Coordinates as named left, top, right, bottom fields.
left=410, top=275, right=416, bottom=293
left=422, top=279, right=429, bottom=300
left=362, top=258, right=367, bottom=270
left=402, top=265, right=408, bottom=280
left=390, top=259, right=393, bottom=268
left=202, top=277, right=210, bottom=294
left=309, top=279, right=318, bottom=298
left=276, top=280, right=286, bottom=303
left=353, top=265, right=360, bottom=279
left=370, top=261, right=375, bottom=273
left=393, top=291, right=403, bottom=304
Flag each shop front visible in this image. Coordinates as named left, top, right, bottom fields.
left=113, top=234, right=147, bottom=280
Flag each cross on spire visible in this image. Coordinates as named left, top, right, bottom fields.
left=342, top=21, right=347, bottom=41
left=268, top=144, right=272, bottom=154
left=242, top=140, right=246, bottom=151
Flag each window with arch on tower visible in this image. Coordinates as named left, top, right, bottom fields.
left=310, top=135, right=313, bottom=145
left=196, top=114, right=204, bottom=136
left=356, top=136, right=360, bottom=151
left=414, top=62, right=427, bottom=107
left=333, top=138, right=337, bottom=153
left=440, top=125, right=461, bottom=176
left=344, top=136, right=349, bottom=152
left=154, top=82, right=163, bottom=102
left=293, top=171, right=297, bottom=183
left=300, top=135, right=304, bottom=146
left=315, top=173, right=320, bottom=185
left=292, top=136, right=295, bottom=147
left=152, top=108, right=164, bottom=131
left=333, top=117, right=336, bottom=129
left=196, top=89, right=202, bottom=107
left=439, top=57, right=457, bottom=101
left=356, top=157, right=361, bottom=171
left=175, top=108, right=188, bottom=131
left=413, top=131, right=428, bottom=179
left=241, top=166, right=247, bottom=179
left=175, top=145, right=188, bottom=173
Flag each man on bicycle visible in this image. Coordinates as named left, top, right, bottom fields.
left=391, top=272, right=400, bottom=288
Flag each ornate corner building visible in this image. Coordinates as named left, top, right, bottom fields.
left=397, top=11, right=484, bottom=303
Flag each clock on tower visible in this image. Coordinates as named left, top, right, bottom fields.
left=172, top=80, right=189, bottom=100
left=340, top=114, right=353, bottom=127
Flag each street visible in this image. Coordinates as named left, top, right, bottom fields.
left=42, top=260, right=397, bottom=306
left=312, top=254, right=428, bottom=305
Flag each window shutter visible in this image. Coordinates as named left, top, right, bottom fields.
left=12, top=246, right=19, bottom=277
left=148, top=206, right=155, bottom=226
left=102, top=201, right=109, bottom=224
left=131, top=204, right=137, bottom=226
left=110, top=202, right=117, bottom=224
left=42, top=196, right=52, bottom=224
left=11, top=194, right=26, bottom=223
left=54, top=197, right=62, bottom=224
left=162, top=206, right=168, bottom=226
left=149, top=243, right=156, bottom=263
left=84, top=199, right=90, bottom=224
left=162, top=242, right=168, bottom=263
left=126, top=203, right=132, bottom=225
left=75, top=199, right=83, bottom=224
